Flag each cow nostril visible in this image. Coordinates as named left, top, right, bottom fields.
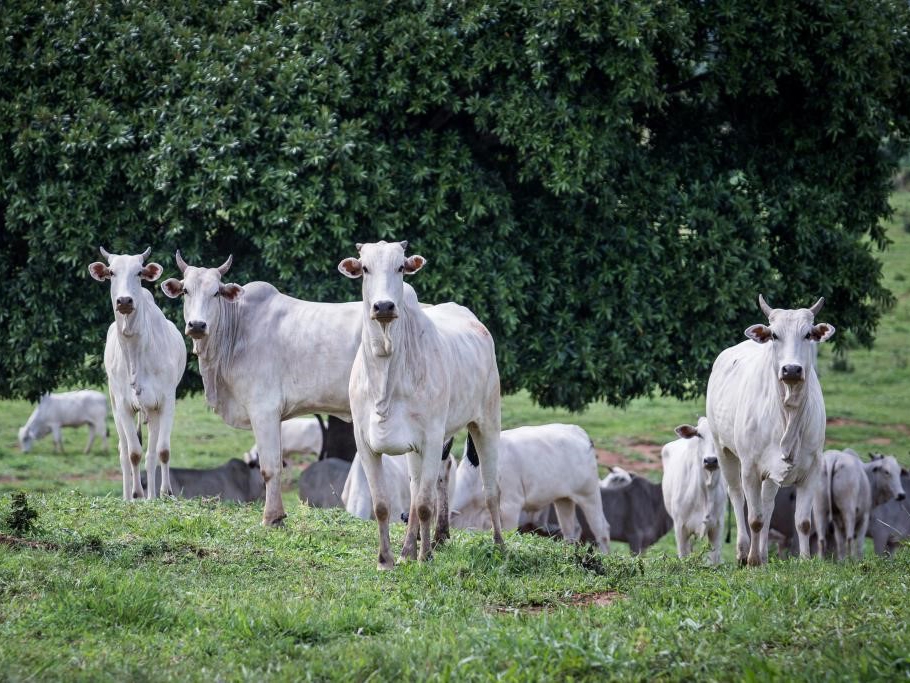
left=188, top=321, right=207, bottom=330
left=373, top=301, right=396, bottom=315
left=116, top=297, right=133, bottom=306
left=898, top=492, right=906, bottom=501
left=781, top=364, right=803, bottom=379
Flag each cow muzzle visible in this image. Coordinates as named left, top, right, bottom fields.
left=898, top=491, right=907, bottom=501
left=116, top=296, right=135, bottom=315
left=186, top=320, right=208, bottom=339
left=780, top=364, right=804, bottom=384
left=703, top=456, right=719, bottom=471
left=371, top=300, right=398, bottom=323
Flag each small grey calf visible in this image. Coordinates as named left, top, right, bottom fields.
left=866, top=470, right=910, bottom=556
left=298, top=459, right=351, bottom=508
left=141, top=458, right=265, bottom=503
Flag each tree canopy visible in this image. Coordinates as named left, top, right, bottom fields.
left=2, top=0, right=909, bottom=409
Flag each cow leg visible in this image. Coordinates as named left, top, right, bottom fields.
left=707, top=522, right=723, bottom=565
left=575, top=493, right=611, bottom=554
left=113, top=400, right=144, bottom=500
left=833, top=518, right=847, bottom=561
left=84, top=425, right=96, bottom=454
left=842, top=507, right=857, bottom=561
left=675, top=525, right=691, bottom=558
left=553, top=499, right=580, bottom=543
left=51, top=425, right=63, bottom=453
left=144, top=412, right=161, bottom=500
left=757, top=478, right=780, bottom=564
left=413, top=444, right=441, bottom=562
left=855, top=513, right=869, bottom=560
left=718, top=447, right=749, bottom=564
left=356, top=438, right=394, bottom=570
left=249, top=412, right=286, bottom=526
left=112, top=406, right=132, bottom=500
left=155, top=398, right=176, bottom=497
left=803, top=468, right=826, bottom=559
left=401, top=452, right=422, bottom=561
left=467, top=423, right=504, bottom=546
left=432, top=457, right=451, bottom=548
left=741, top=474, right=766, bottom=566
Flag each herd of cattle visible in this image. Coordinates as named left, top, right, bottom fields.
left=12, top=242, right=910, bottom=567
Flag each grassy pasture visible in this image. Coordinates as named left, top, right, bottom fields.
left=2, top=195, right=910, bottom=680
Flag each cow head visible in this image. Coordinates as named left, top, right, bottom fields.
left=17, top=426, right=33, bottom=453
left=745, top=295, right=834, bottom=386
left=89, top=247, right=163, bottom=323
left=675, top=416, right=722, bottom=487
left=867, top=453, right=906, bottom=504
left=602, top=466, right=633, bottom=489
left=160, top=252, right=242, bottom=340
left=338, top=241, right=425, bottom=352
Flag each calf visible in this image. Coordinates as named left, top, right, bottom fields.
left=18, top=390, right=109, bottom=454
left=661, top=418, right=727, bottom=564
left=339, top=241, right=503, bottom=569
left=298, top=459, right=351, bottom=508
left=867, top=471, right=910, bottom=556
left=244, top=417, right=323, bottom=465
left=451, top=424, right=611, bottom=553
left=89, top=247, right=187, bottom=500
left=141, top=458, right=265, bottom=502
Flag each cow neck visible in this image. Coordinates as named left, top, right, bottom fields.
left=361, top=295, right=426, bottom=421
left=193, top=296, right=242, bottom=411
left=115, top=295, right=157, bottom=392
left=864, top=463, right=892, bottom=508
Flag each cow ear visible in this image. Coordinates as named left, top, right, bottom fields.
left=810, top=322, right=835, bottom=343
left=88, top=262, right=111, bottom=281
left=141, top=262, right=163, bottom=282
left=675, top=424, right=699, bottom=439
left=161, top=278, right=184, bottom=298
left=338, top=257, right=363, bottom=279
left=745, top=324, right=773, bottom=344
left=404, top=254, right=426, bottom=275
left=219, top=283, right=243, bottom=302
left=901, top=467, right=909, bottom=477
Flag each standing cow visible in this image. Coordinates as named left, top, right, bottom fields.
left=706, top=295, right=835, bottom=565
left=661, top=418, right=727, bottom=564
left=451, top=424, right=611, bottom=553
left=18, top=390, right=109, bottom=454
left=89, top=247, right=187, bottom=500
left=867, top=469, right=910, bottom=556
left=339, top=240, right=503, bottom=569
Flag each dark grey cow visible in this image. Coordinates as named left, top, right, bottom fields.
left=298, top=459, right=351, bottom=508
left=532, top=474, right=673, bottom=554
left=867, top=471, right=910, bottom=556
left=141, top=458, right=265, bottom=503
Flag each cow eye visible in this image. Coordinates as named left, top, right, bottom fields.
left=771, top=332, right=779, bottom=341
left=213, top=290, right=220, bottom=298
left=804, top=332, right=812, bottom=340
left=398, top=265, right=404, bottom=273
left=362, top=266, right=370, bottom=274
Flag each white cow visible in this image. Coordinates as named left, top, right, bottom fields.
left=706, top=295, right=835, bottom=565
left=244, top=417, right=323, bottom=465
left=339, top=240, right=503, bottom=569
left=161, top=252, right=363, bottom=526
left=342, top=449, right=457, bottom=524
left=89, top=247, right=187, bottom=500
left=450, top=424, right=611, bottom=553
left=661, top=417, right=727, bottom=565
left=18, top=390, right=109, bottom=454
left=815, top=449, right=906, bottom=560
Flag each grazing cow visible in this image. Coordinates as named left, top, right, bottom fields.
left=815, top=450, right=906, bottom=560
left=244, top=417, right=323, bottom=465
left=706, top=295, right=834, bottom=565
left=89, top=247, right=187, bottom=500
left=18, top=390, right=109, bottom=454
left=161, top=252, right=364, bottom=526
left=867, top=470, right=910, bottom=556
left=661, top=418, right=727, bottom=564
left=339, top=240, right=503, bottom=569
left=141, top=458, right=265, bottom=502
left=298, top=458, right=352, bottom=508
left=343, top=442, right=456, bottom=524
left=450, top=424, right=611, bottom=553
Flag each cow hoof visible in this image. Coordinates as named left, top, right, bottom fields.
left=262, top=514, right=287, bottom=528
left=431, top=533, right=449, bottom=550
left=378, top=556, right=395, bottom=571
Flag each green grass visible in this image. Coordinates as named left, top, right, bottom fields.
left=3, top=195, right=910, bottom=680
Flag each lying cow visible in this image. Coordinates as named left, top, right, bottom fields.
left=867, top=470, right=910, bottom=556
left=451, top=424, right=611, bottom=553
left=298, top=458, right=352, bottom=508
left=245, top=417, right=323, bottom=465
left=18, top=390, right=109, bottom=454
left=815, top=449, right=906, bottom=560
left=141, top=458, right=265, bottom=502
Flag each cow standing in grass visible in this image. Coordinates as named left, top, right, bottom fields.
left=706, top=295, right=834, bottom=565
left=89, top=247, right=186, bottom=500
left=339, top=240, right=503, bottom=569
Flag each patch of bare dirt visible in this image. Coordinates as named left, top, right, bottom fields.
left=827, top=417, right=910, bottom=435
left=595, top=444, right=663, bottom=475
left=0, top=534, right=58, bottom=551
left=0, top=471, right=121, bottom=484
left=490, top=590, right=624, bottom=615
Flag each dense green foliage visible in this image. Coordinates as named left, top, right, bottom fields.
left=2, top=1, right=910, bottom=407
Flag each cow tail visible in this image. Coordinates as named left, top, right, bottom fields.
left=135, top=413, right=143, bottom=448
left=465, top=433, right=479, bottom=467
left=827, top=454, right=836, bottom=525
left=441, top=437, right=454, bottom=461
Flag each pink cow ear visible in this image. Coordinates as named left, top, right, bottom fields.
left=88, top=262, right=111, bottom=281
left=141, top=262, right=163, bottom=282
left=160, top=278, right=185, bottom=298
left=338, top=257, right=363, bottom=279
left=810, top=322, right=835, bottom=342
left=745, top=324, right=773, bottom=344
left=675, top=424, right=699, bottom=439
left=219, top=283, right=243, bottom=302
left=404, top=254, right=426, bottom=275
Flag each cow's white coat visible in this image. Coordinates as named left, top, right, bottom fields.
left=18, top=390, right=108, bottom=454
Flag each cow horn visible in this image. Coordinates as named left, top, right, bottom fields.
left=217, top=254, right=233, bottom=275
left=809, top=297, right=825, bottom=316
left=399, top=240, right=409, bottom=251
left=99, top=246, right=112, bottom=260
left=175, top=250, right=189, bottom=274
left=355, top=242, right=364, bottom=251
left=758, top=294, right=773, bottom=319
left=140, top=246, right=152, bottom=261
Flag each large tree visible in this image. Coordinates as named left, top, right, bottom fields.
left=2, top=0, right=909, bottom=409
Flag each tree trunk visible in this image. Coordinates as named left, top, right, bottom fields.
left=316, top=415, right=357, bottom=462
